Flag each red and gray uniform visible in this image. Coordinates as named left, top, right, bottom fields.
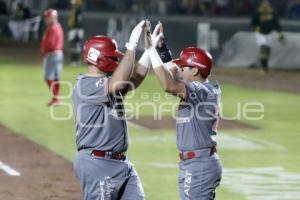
left=72, top=75, right=145, bottom=200
left=41, top=21, right=64, bottom=80
left=177, top=80, right=222, bottom=200
left=73, top=75, right=128, bottom=152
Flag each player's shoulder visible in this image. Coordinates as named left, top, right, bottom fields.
left=208, top=80, right=220, bottom=89
left=207, top=80, right=221, bottom=94
left=49, top=22, right=63, bottom=31
left=188, top=81, right=206, bottom=91
left=189, top=80, right=219, bottom=90
left=188, top=80, right=221, bottom=95
left=77, top=74, right=108, bottom=80
left=76, top=74, right=108, bottom=87
left=74, top=74, right=109, bottom=99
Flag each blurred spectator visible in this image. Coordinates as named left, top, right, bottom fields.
left=238, top=0, right=254, bottom=16
left=68, top=0, right=84, bottom=66
left=53, top=0, right=70, bottom=9
left=85, top=0, right=107, bottom=11
left=269, top=0, right=286, bottom=17
left=8, top=2, right=33, bottom=41
left=178, top=0, right=198, bottom=15
left=214, top=0, right=231, bottom=16
left=286, top=0, right=300, bottom=19
left=169, top=0, right=185, bottom=14
left=0, top=0, right=8, bottom=15
left=0, top=0, right=293, bottom=18
left=11, top=2, right=31, bottom=20
left=173, top=0, right=213, bottom=16
left=199, top=0, right=214, bottom=16
left=106, top=0, right=133, bottom=12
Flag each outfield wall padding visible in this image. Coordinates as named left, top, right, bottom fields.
left=216, top=31, right=300, bottom=69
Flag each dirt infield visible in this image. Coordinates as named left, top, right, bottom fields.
left=0, top=125, right=81, bottom=200
left=0, top=39, right=41, bottom=64
left=213, top=68, right=300, bottom=93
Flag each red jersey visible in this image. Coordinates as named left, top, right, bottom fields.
left=40, top=21, right=64, bottom=56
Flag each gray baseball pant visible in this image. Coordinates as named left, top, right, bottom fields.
left=178, top=151, right=222, bottom=200
left=74, top=150, right=145, bottom=200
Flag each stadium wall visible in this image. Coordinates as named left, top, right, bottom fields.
left=1, top=12, right=300, bottom=68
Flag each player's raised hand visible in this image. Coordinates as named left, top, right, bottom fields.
left=144, top=20, right=152, bottom=49
left=125, top=20, right=146, bottom=51
left=151, top=22, right=164, bottom=47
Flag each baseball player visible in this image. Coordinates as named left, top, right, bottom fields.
left=251, top=0, right=286, bottom=73
left=68, top=0, right=84, bottom=66
left=40, top=8, right=64, bottom=106
left=72, top=20, right=161, bottom=200
left=145, top=22, right=222, bottom=199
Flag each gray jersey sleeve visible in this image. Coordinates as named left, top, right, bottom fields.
left=74, top=75, right=110, bottom=104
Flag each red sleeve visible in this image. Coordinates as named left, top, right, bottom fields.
left=40, top=23, right=64, bottom=56
left=40, top=28, right=50, bottom=56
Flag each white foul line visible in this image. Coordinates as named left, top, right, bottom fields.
left=237, top=133, right=286, bottom=150
left=0, top=160, right=21, bottom=176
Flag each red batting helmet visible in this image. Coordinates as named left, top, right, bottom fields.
left=82, top=36, right=124, bottom=73
left=173, top=47, right=213, bottom=78
left=44, top=9, right=58, bottom=18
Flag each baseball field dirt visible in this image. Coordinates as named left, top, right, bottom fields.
left=0, top=125, right=81, bottom=200
left=213, top=67, right=300, bottom=93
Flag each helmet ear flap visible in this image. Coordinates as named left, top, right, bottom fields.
left=96, top=55, right=110, bottom=70
left=97, top=55, right=104, bottom=66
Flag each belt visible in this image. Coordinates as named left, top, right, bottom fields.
left=91, top=150, right=126, bottom=160
left=44, top=50, right=63, bottom=56
left=179, top=146, right=217, bottom=161
left=49, top=50, right=63, bottom=54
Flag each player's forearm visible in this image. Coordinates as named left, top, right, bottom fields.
left=129, top=62, right=149, bottom=89
left=109, top=50, right=135, bottom=92
left=153, top=66, right=178, bottom=93
left=148, top=46, right=180, bottom=94
left=131, top=50, right=152, bottom=87
left=109, top=20, right=145, bottom=93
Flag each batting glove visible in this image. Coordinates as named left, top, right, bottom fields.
left=138, top=22, right=164, bottom=69
left=125, top=20, right=145, bottom=51
left=151, top=22, right=164, bottom=47
left=156, top=41, right=172, bottom=63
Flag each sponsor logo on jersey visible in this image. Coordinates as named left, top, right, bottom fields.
left=96, top=78, right=105, bottom=87
left=177, top=117, right=191, bottom=124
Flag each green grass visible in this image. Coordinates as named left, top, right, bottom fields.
left=0, top=62, right=300, bottom=199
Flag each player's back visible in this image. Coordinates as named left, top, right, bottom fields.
left=72, top=74, right=128, bottom=153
